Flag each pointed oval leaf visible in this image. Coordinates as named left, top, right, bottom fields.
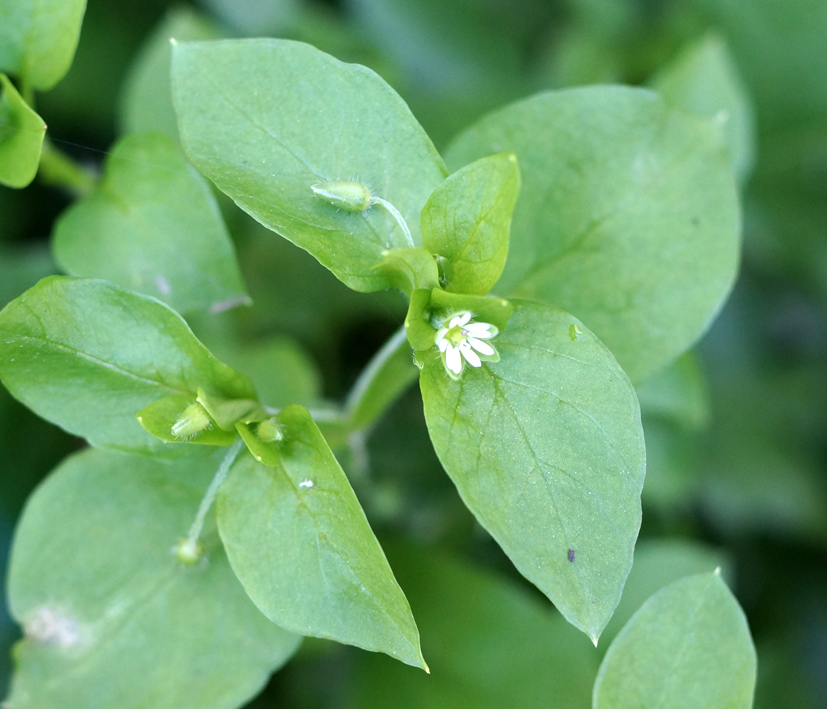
left=217, top=405, right=426, bottom=669
left=593, top=572, right=757, bottom=709
left=52, top=132, right=248, bottom=314
left=598, top=539, right=727, bottom=650
left=171, top=38, right=447, bottom=292
left=119, top=8, right=222, bottom=139
left=420, top=300, right=645, bottom=642
left=649, top=34, right=755, bottom=184
left=0, top=0, right=86, bottom=91
left=0, top=277, right=256, bottom=453
left=422, top=152, right=520, bottom=295
left=6, top=448, right=300, bottom=709
left=445, top=86, right=740, bottom=382
left=0, top=74, right=45, bottom=188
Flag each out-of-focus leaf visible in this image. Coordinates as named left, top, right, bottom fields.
left=119, top=7, right=221, bottom=139
left=52, top=132, right=248, bottom=314
left=350, top=542, right=598, bottom=709
left=599, top=539, right=727, bottom=649
left=636, top=351, right=709, bottom=430
left=6, top=447, right=300, bottom=709
left=0, top=0, right=86, bottom=91
left=198, top=0, right=299, bottom=36
left=446, top=86, right=740, bottom=382
left=0, top=244, right=53, bottom=308
left=650, top=33, right=755, bottom=182
left=593, top=572, right=756, bottom=709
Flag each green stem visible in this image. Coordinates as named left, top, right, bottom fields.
left=175, top=439, right=243, bottom=564
left=345, top=326, right=419, bottom=430
left=19, top=77, right=34, bottom=107
left=371, top=196, right=414, bottom=248
left=38, top=139, right=97, bottom=197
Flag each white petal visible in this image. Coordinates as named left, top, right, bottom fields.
left=464, top=322, right=496, bottom=338
left=468, top=338, right=495, bottom=356
left=438, top=339, right=449, bottom=352
left=445, top=345, right=462, bottom=374
left=454, top=311, right=472, bottom=328
left=460, top=342, right=481, bottom=367
left=435, top=327, right=449, bottom=342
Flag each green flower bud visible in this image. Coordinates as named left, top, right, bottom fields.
left=311, top=180, right=373, bottom=213
left=171, top=402, right=213, bottom=440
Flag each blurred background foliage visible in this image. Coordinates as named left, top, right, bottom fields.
left=1, top=0, right=825, bottom=706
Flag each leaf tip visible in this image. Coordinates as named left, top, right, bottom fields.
left=170, top=37, right=178, bottom=47
left=591, top=635, right=599, bottom=648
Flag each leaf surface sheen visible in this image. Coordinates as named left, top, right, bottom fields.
left=218, top=405, right=426, bottom=669
left=421, top=300, right=645, bottom=641
left=421, top=152, right=520, bottom=295
left=172, top=38, right=447, bottom=292
left=0, top=277, right=255, bottom=453
left=53, top=132, right=248, bottom=314
left=446, top=85, right=740, bottom=382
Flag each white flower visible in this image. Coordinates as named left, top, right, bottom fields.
left=434, top=311, right=499, bottom=379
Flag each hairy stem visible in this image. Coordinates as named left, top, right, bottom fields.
left=371, top=196, right=414, bottom=248
left=345, top=326, right=419, bottom=430
left=176, top=439, right=243, bottom=563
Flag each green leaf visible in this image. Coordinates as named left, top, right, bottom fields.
left=136, top=395, right=239, bottom=446
left=352, top=542, right=598, bottom=709
left=635, top=351, right=709, bottom=430
left=428, top=288, right=513, bottom=331
left=446, top=86, right=740, bottom=382
left=0, top=277, right=256, bottom=454
left=403, top=288, right=513, bottom=353
left=650, top=34, right=755, bottom=183
left=422, top=153, right=519, bottom=295
left=191, top=331, right=322, bottom=409
left=119, top=7, right=222, bottom=140
left=598, top=539, right=727, bottom=649
left=171, top=38, right=447, bottom=292
left=0, top=74, right=45, bottom=188
left=200, top=0, right=299, bottom=36
left=6, top=447, right=300, bottom=709
left=0, top=0, right=86, bottom=91
left=374, top=248, right=440, bottom=295
left=420, top=300, right=645, bottom=642
left=217, top=405, right=426, bottom=669
left=0, top=243, right=54, bottom=309
left=236, top=419, right=283, bottom=467
left=52, top=132, right=249, bottom=314
left=593, top=572, right=757, bottom=709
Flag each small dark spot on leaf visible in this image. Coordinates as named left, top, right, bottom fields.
left=691, top=216, right=700, bottom=227
left=568, top=549, right=575, bottom=562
